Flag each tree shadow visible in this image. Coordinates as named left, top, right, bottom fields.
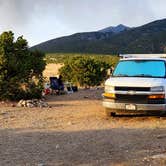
left=0, top=128, right=166, bottom=165
left=113, top=113, right=166, bottom=118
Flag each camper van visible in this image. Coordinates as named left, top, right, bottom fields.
left=102, top=54, right=166, bottom=116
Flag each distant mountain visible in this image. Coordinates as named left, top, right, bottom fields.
left=99, top=24, right=131, bottom=33
left=31, top=19, right=166, bottom=54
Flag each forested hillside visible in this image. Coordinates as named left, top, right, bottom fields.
left=31, top=19, right=166, bottom=54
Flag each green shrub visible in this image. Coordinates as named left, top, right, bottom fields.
left=59, top=56, right=112, bottom=87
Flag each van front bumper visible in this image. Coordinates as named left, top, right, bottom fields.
left=103, top=101, right=166, bottom=111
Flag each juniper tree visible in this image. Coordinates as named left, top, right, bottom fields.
left=0, top=31, right=46, bottom=100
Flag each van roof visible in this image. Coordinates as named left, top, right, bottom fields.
left=120, top=57, right=166, bottom=61
left=120, top=54, right=166, bottom=59
left=119, top=54, right=166, bottom=61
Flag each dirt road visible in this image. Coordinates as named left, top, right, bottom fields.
left=0, top=88, right=166, bottom=165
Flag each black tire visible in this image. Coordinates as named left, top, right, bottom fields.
left=159, top=111, right=166, bottom=116
left=105, top=108, right=116, bottom=117
left=111, top=112, right=116, bottom=116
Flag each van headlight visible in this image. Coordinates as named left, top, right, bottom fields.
left=105, top=85, right=114, bottom=92
left=151, top=86, right=164, bottom=92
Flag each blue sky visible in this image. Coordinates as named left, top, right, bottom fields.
left=0, top=0, right=165, bottom=46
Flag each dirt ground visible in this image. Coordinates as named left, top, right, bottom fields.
left=1, top=88, right=166, bottom=165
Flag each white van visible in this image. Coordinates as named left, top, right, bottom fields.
left=103, top=54, right=166, bottom=116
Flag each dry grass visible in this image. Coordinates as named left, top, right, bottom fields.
left=43, top=63, right=63, bottom=80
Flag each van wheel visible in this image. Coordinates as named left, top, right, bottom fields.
left=105, top=108, right=116, bottom=117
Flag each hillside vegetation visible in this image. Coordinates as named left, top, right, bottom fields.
left=44, top=53, right=119, bottom=87
left=45, top=53, right=119, bottom=66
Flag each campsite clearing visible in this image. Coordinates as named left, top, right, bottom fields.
left=0, top=88, right=166, bottom=165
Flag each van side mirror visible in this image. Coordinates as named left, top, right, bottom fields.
left=110, top=67, right=114, bottom=76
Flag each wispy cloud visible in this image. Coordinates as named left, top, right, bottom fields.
left=0, top=0, right=165, bottom=46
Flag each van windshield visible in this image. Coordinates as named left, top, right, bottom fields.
left=113, top=60, right=166, bottom=78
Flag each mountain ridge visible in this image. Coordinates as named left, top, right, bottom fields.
left=99, top=24, right=131, bottom=33
left=31, top=18, right=166, bottom=54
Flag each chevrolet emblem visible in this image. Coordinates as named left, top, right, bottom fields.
left=127, top=90, right=136, bottom=95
